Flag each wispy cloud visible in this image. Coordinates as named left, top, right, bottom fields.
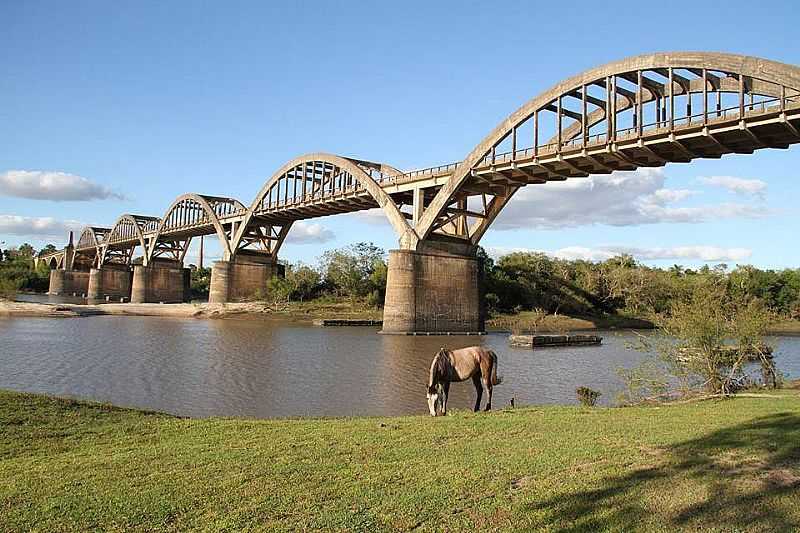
left=0, top=215, right=84, bottom=237
left=492, top=168, right=770, bottom=230
left=0, top=170, right=127, bottom=202
left=286, top=221, right=335, bottom=244
left=486, top=245, right=752, bottom=263
left=697, top=175, right=767, bottom=198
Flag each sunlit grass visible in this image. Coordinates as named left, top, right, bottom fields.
left=1, top=388, right=799, bottom=531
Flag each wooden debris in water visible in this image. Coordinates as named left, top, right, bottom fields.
left=508, top=334, right=602, bottom=348
left=313, top=319, right=383, bottom=327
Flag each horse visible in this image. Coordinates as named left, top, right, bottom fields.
left=426, top=346, right=500, bottom=416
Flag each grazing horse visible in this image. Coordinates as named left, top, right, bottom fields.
left=426, top=346, right=500, bottom=416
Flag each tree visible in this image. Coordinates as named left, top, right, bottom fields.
left=624, top=286, right=776, bottom=402
left=38, top=244, right=57, bottom=257
left=288, top=264, right=321, bottom=301
left=17, top=243, right=35, bottom=258
left=320, top=242, right=384, bottom=301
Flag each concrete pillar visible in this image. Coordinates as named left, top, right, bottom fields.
left=88, top=267, right=132, bottom=304
left=208, top=256, right=281, bottom=303
left=48, top=269, right=89, bottom=296
left=48, top=269, right=67, bottom=295
left=131, top=264, right=190, bottom=303
left=381, top=249, right=483, bottom=334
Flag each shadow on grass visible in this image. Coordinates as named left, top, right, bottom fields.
left=526, top=412, right=800, bottom=531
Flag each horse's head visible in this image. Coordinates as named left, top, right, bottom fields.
left=426, top=383, right=444, bottom=416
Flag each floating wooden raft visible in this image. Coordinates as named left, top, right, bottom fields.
left=508, top=334, right=602, bottom=348
left=313, top=319, right=383, bottom=327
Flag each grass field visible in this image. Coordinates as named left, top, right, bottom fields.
left=1, top=388, right=799, bottom=531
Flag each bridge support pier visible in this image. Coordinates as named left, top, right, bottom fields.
left=381, top=247, right=483, bottom=334
left=48, top=269, right=90, bottom=297
left=87, top=266, right=133, bottom=304
left=208, top=254, right=282, bottom=303
left=131, top=262, right=190, bottom=303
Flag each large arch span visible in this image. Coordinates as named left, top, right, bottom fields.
left=42, top=52, right=800, bottom=329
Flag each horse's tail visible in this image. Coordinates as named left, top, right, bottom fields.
left=490, top=351, right=502, bottom=386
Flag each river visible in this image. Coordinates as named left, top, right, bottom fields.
left=3, top=297, right=799, bottom=418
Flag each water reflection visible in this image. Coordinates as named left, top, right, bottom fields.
left=0, top=315, right=797, bottom=418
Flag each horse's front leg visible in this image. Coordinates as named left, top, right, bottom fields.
left=443, top=381, right=450, bottom=415
left=472, top=375, right=483, bottom=412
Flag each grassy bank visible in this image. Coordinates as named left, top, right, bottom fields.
left=2, top=389, right=799, bottom=531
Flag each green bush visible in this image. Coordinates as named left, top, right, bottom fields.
left=576, top=387, right=601, bottom=407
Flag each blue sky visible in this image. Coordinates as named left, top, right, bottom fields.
left=2, top=1, right=799, bottom=269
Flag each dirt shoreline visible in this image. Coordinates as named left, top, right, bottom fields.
left=0, top=299, right=272, bottom=319
left=3, top=298, right=799, bottom=335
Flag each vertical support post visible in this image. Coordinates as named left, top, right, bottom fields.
left=199, top=235, right=204, bottom=270
left=605, top=76, right=612, bottom=140
left=702, top=68, right=708, bottom=125
left=668, top=67, right=674, bottom=130
left=581, top=84, right=587, bottom=147
left=556, top=96, right=562, bottom=149
left=412, top=187, right=424, bottom=228
left=301, top=166, right=307, bottom=201
left=284, top=176, right=289, bottom=204
left=533, top=110, right=539, bottom=157
left=610, top=76, right=617, bottom=141
left=511, top=126, right=517, bottom=160
left=457, top=197, right=467, bottom=237
left=637, top=70, right=643, bottom=136
left=491, top=146, right=495, bottom=165
left=739, top=74, right=745, bottom=117
left=781, top=85, right=786, bottom=112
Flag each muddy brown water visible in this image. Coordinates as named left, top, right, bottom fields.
left=3, top=295, right=799, bottom=418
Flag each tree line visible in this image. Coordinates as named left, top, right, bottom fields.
left=4, top=241, right=800, bottom=321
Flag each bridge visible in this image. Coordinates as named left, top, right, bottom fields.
left=36, top=52, right=800, bottom=333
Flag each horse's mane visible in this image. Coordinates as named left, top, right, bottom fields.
left=429, top=348, right=451, bottom=388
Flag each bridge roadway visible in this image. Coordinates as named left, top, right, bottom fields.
left=36, top=52, right=800, bottom=333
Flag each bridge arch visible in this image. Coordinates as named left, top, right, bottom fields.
left=416, top=52, right=800, bottom=243
left=148, top=193, right=246, bottom=263
left=75, top=226, right=110, bottom=268
left=102, top=214, right=160, bottom=266
left=232, top=153, right=416, bottom=256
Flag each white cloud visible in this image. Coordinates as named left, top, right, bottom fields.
left=0, top=215, right=84, bottom=237
left=697, top=175, right=767, bottom=197
left=491, top=168, right=769, bottom=230
left=286, top=221, right=335, bottom=244
left=0, top=170, right=126, bottom=201
left=486, top=245, right=752, bottom=263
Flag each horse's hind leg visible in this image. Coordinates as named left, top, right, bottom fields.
left=483, top=377, right=493, bottom=411
left=472, top=375, right=483, bottom=412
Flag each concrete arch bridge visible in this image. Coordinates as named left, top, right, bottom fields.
left=37, top=52, right=800, bottom=333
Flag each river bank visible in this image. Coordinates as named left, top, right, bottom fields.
left=1, top=388, right=798, bottom=531
left=4, top=296, right=800, bottom=335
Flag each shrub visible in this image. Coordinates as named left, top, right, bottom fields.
left=576, top=386, right=601, bottom=407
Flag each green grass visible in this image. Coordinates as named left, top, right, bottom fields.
left=2, top=389, right=800, bottom=532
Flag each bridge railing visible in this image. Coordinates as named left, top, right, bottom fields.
left=481, top=95, right=800, bottom=166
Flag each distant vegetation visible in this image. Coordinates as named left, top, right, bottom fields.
left=5, top=240, right=800, bottom=327
left=0, top=243, right=52, bottom=298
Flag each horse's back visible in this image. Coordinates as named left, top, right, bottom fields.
left=449, top=346, right=495, bottom=380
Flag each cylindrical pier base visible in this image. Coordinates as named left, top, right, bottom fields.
left=381, top=249, right=483, bottom=334
left=208, top=257, right=281, bottom=303
left=48, top=269, right=90, bottom=296
left=131, top=264, right=189, bottom=303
